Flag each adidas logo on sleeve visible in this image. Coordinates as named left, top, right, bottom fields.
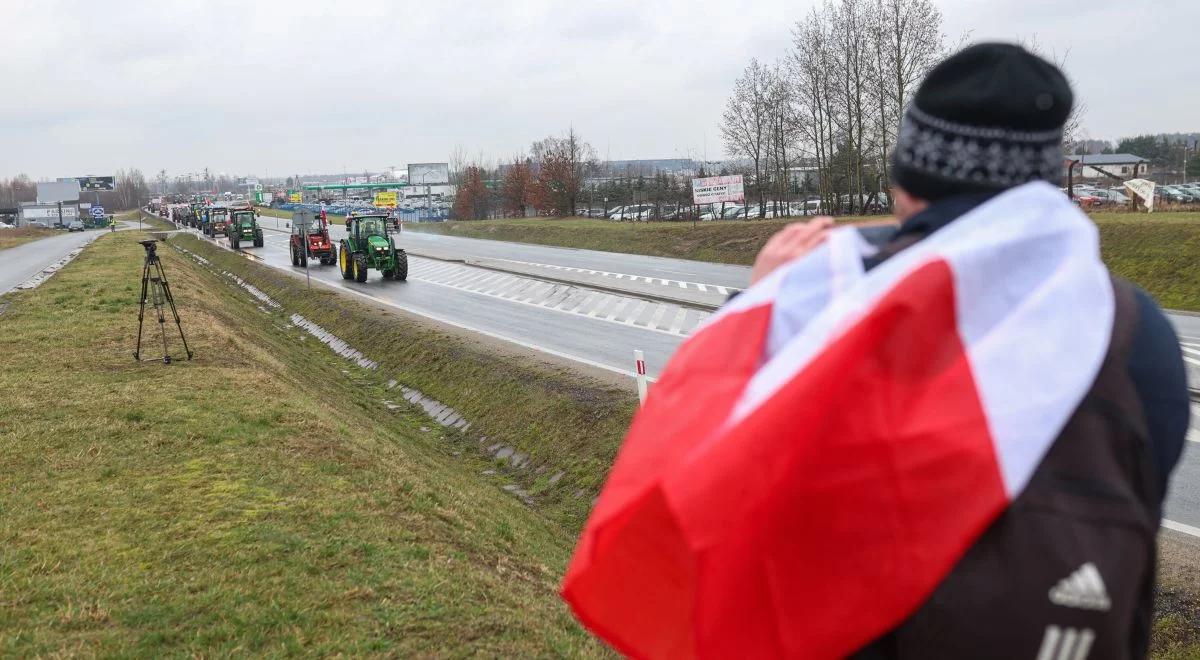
left=1048, top=562, right=1112, bottom=612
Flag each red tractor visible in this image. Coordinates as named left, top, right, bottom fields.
left=290, top=209, right=337, bottom=266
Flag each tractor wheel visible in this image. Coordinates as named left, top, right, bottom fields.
left=290, top=245, right=298, bottom=266
left=328, top=245, right=338, bottom=267
left=394, top=251, right=408, bottom=281
left=298, top=249, right=307, bottom=267
left=231, top=236, right=240, bottom=250
left=339, top=244, right=352, bottom=280
left=255, top=232, right=264, bottom=248
left=353, top=253, right=368, bottom=283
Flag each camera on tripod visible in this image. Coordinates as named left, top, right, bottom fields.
left=134, top=238, right=193, bottom=364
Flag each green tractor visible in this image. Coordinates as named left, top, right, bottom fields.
left=339, top=212, right=407, bottom=282
left=226, top=209, right=264, bottom=249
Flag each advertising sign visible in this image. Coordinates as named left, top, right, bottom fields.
left=289, top=192, right=303, bottom=203
left=77, top=176, right=116, bottom=191
left=373, top=191, right=399, bottom=208
left=692, top=175, right=745, bottom=205
left=408, top=163, right=450, bottom=186
left=24, top=206, right=79, bottom=221
left=1123, top=178, right=1156, bottom=212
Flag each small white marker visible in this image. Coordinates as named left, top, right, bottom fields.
left=634, top=349, right=648, bottom=405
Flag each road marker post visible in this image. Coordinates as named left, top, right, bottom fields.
left=634, top=350, right=648, bottom=405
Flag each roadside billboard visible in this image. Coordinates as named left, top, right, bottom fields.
left=37, top=181, right=81, bottom=203
left=692, top=175, right=745, bottom=205
left=374, top=191, right=399, bottom=208
left=408, top=163, right=450, bottom=186
left=288, top=192, right=302, bottom=203
left=77, top=176, right=116, bottom=191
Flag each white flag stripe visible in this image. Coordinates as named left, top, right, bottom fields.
left=718, top=183, right=1110, bottom=502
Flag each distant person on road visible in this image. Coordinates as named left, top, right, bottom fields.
left=563, top=44, right=1189, bottom=660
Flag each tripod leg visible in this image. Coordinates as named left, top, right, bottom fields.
left=156, top=283, right=170, bottom=364
left=134, top=259, right=151, bottom=360
left=156, top=259, right=193, bottom=360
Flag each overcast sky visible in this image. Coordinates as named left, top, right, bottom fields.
left=1, top=0, right=1195, bottom=180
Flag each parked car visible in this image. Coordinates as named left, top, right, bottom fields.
left=67, top=220, right=85, bottom=232
left=0, top=222, right=13, bottom=229
left=721, top=205, right=745, bottom=219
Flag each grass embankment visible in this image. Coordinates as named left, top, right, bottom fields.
left=408, top=213, right=1200, bottom=311
left=0, top=226, right=58, bottom=250
left=0, top=228, right=625, bottom=656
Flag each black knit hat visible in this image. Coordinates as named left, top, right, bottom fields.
left=892, top=42, right=1074, bottom=201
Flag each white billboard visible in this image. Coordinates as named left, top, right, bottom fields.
left=408, top=163, right=450, bottom=186
left=1123, top=178, right=1156, bottom=212
left=22, top=205, right=78, bottom=221
left=692, top=175, right=745, bottom=205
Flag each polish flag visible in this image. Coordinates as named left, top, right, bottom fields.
left=561, top=182, right=1115, bottom=659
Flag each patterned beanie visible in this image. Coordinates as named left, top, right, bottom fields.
left=892, top=43, right=1074, bottom=201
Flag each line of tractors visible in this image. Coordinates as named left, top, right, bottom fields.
left=170, top=199, right=407, bottom=282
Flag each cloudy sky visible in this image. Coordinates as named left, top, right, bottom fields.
left=1, top=0, right=1195, bottom=180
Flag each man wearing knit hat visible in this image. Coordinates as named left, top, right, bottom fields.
left=748, top=43, right=1190, bottom=658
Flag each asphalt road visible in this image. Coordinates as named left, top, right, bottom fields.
left=0, top=229, right=108, bottom=296
left=172, top=217, right=1200, bottom=535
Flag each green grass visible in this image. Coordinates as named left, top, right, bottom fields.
left=1095, top=213, right=1200, bottom=311
left=0, top=229, right=616, bottom=656
left=406, top=212, right=1200, bottom=311
left=0, top=226, right=58, bottom=250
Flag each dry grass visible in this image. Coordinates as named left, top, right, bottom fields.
left=0, top=226, right=58, bottom=250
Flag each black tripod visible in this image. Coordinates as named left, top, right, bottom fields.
left=134, top=239, right=193, bottom=364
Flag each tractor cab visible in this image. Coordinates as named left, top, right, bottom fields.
left=290, top=211, right=337, bottom=267
left=227, top=209, right=263, bottom=248
left=204, top=206, right=230, bottom=237
left=347, top=213, right=390, bottom=239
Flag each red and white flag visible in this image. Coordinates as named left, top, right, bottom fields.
left=562, top=182, right=1115, bottom=659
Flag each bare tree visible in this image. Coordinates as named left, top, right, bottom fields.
left=722, top=59, right=774, bottom=217
left=867, top=0, right=947, bottom=210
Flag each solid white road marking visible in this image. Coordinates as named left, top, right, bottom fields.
left=1163, top=519, right=1200, bottom=538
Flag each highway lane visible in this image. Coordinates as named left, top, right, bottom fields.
left=0, top=229, right=108, bottom=296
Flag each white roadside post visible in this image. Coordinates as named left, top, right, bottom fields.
left=634, top=350, right=648, bottom=405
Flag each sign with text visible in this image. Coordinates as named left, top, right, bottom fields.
left=373, top=191, right=399, bottom=208
left=288, top=192, right=303, bottom=203
left=1123, top=178, right=1156, bottom=212
left=692, top=175, right=745, bottom=205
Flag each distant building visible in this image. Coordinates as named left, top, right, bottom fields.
left=18, top=201, right=78, bottom=227
left=1064, top=154, right=1148, bottom=180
